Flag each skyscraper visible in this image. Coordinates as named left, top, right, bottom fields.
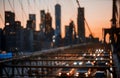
left=65, top=25, right=70, bottom=45
left=5, top=11, right=15, bottom=26
left=55, top=4, right=61, bottom=46
left=77, top=7, right=85, bottom=42
left=40, top=10, right=46, bottom=32
left=45, top=12, right=54, bottom=41
left=45, top=12, right=52, bottom=33
left=3, top=11, right=25, bottom=51
left=55, top=4, right=61, bottom=36
left=28, top=14, right=36, bottom=31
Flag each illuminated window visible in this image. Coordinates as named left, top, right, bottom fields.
left=6, top=22, right=10, bottom=26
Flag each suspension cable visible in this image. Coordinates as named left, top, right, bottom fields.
left=0, top=13, right=4, bottom=25
left=27, top=0, right=31, bottom=13
left=13, top=0, right=14, bottom=11
left=3, top=0, right=5, bottom=25
left=19, top=0, right=27, bottom=18
left=8, top=0, right=14, bottom=12
left=19, top=0, right=27, bottom=26
left=3, top=0, right=5, bottom=12
left=34, top=0, right=36, bottom=12
left=12, top=0, right=19, bottom=21
left=118, top=0, right=120, bottom=27
left=34, top=0, right=39, bottom=12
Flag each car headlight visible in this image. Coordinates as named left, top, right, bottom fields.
left=85, top=73, right=88, bottom=77
left=67, top=73, right=70, bottom=76
left=58, top=72, right=61, bottom=76
left=75, top=73, right=79, bottom=77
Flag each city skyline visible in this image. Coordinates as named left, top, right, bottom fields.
left=0, top=0, right=115, bottom=40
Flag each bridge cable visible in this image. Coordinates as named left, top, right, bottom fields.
left=0, top=0, right=5, bottom=25
left=118, top=0, right=120, bottom=27
left=19, top=0, right=27, bottom=18
left=0, top=13, right=4, bottom=26
left=34, top=0, right=36, bottom=12
left=27, top=0, right=30, bottom=13
left=19, top=0, right=27, bottom=26
left=12, top=0, right=19, bottom=21
left=3, top=0, right=5, bottom=12
left=8, top=0, right=19, bottom=21
left=8, top=0, right=14, bottom=12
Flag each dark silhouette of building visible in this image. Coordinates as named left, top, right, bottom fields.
left=64, top=21, right=75, bottom=45
left=23, top=28, right=34, bottom=52
left=14, top=21, right=24, bottom=51
left=40, top=10, right=55, bottom=49
left=40, top=10, right=46, bottom=33
left=39, top=10, right=54, bottom=49
left=3, top=11, right=24, bottom=51
left=27, top=14, right=36, bottom=31
left=34, top=31, right=41, bottom=51
left=0, top=29, right=2, bottom=50
left=45, top=12, right=52, bottom=32
left=26, top=20, right=34, bottom=30
left=5, top=11, right=15, bottom=26
left=65, top=25, right=70, bottom=45
left=25, top=14, right=37, bottom=51
left=55, top=4, right=61, bottom=46
left=45, top=12, right=54, bottom=42
left=77, top=7, right=85, bottom=42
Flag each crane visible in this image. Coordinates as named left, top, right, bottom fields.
left=76, top=0, right=94, bottom=38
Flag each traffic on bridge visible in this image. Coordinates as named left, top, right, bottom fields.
left=0, top=43, right=119, bottom=78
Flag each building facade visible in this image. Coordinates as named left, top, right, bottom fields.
left=77, top=7, right=85, bottom=42
left=40, top=10, right=46, bottom=32
left=5, top=11, right=15, bottom=26
left=3, top=11, right=24, bottom=51
left=27, top=14, right=36, bottom=31
left=55, top=4, right=61, bottom=46
left=45, top=12, right=54, bottom=42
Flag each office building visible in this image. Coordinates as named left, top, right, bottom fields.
left=28, top=14, right=36, bottom=31
left=5, top=11, right=15, bottom=26
left=23, top=28, right=34, bottom=52
left=55, top=4, right=61, bottom=46
left=40, top=10, right=46, bottom=32
left=3, top=21, right=24, bottom=51
left=55, top=4, right=61, bottom=36
left=45, top=12, right=54, bottom=41
left=77, top=7, right=85, bottom=42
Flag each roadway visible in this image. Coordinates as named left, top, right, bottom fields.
left=0, top=43, right=119, bottom=78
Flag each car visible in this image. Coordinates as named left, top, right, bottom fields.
left=73, top=61, right=83, bottom=66
left=58, top=68, right=75, bottom=77
left=94, top=61, right=109, bottom=66
left=74, top=68, right=91, bottom=77
left=92, top=71, right=106, bottom=78
left=85, top=61, right=94, bottom=66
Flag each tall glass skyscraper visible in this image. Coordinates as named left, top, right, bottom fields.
left=55, top=4, right=61, bottom=46
left=55, top=4, right=61, bottom=37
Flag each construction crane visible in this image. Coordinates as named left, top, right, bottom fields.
left=76, top=0, right=94, bottom=38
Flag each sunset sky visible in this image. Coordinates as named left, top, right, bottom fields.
left=0, top=0, right=114, bottom=40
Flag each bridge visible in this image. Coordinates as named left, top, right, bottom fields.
left=0, top=43, right=120, bottom=78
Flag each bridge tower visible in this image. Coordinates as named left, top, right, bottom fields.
left=103, top=0, right=120, bottom=53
